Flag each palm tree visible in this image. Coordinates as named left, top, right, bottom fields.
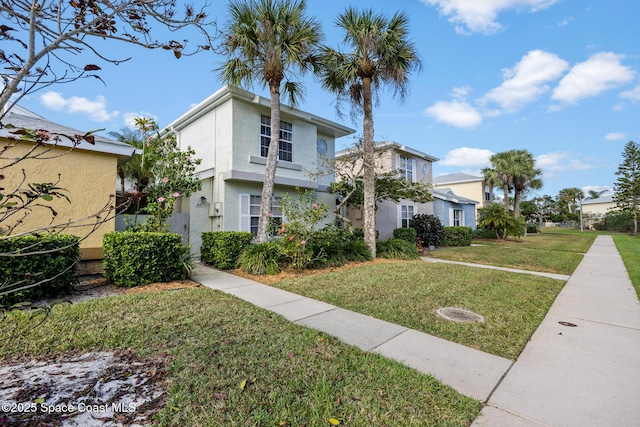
left=511, top=150, right=543, bottom=218
left=482, top=166, right=500, bottom=203
left=319, top=8, right=421, bottom=257
left=558, top=187, right=584, bottom=215
left=488, top=151, right=516, bottom=209
left=217, top=0, right=322, bottom=242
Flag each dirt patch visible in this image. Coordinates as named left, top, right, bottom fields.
left=229, top=258, right=399, bottom=285
left=0, top=350, right=170, bottom=427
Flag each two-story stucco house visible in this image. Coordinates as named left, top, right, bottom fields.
left=335, top=141, right=440, bottom=240
left=165, top=85, right=355, bottom=253
left=432, top=173, right=490, bottom=224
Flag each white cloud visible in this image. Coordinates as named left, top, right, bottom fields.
left=536, top=152, right=593, bottom=173
left=581, top=185, right=613, bottom=197
left=421, top=0, right=559, bottom=34
left=123, top=111, right=158, bottom=128
left=425, top=100, right=482, bottom=128
left=440, top=147, right=493, bottom=168
left=552, top=52, right=636, bottom=104
left=481, top=50, right=569, bottom=112
left=620, top=84, right=640, bottom=102
left=605, top=132, right=626, bottom=141
left=557, top=16, right=573, bottom=27
left=39, top=91, right=119, bottom=122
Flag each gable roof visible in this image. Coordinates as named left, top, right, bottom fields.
left=165, top=85, right=356, bottom=138
left=433, top=173, right=484, bottom=185
left=581, top=195, right=615, bottom=205
left=336, top=141, right=439, bottom=162
left=432, top=188, right=479, bottom=205
left=0, top=105, right=138, bottom=158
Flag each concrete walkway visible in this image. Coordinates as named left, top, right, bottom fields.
left=191, top=235, right=640, bottom=426
left=472, top=235, right=640, bottom=426
left=421, top=257, right=571, bottom=281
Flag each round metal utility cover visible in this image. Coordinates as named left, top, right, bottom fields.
left=437, top=307, right=484, bottom=323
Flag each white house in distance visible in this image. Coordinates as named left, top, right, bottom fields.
left=335, top=141, right=440, bottom=240
left=579, top=194, right=617, bottom=227
left=164, top=85, right=355, bottom=253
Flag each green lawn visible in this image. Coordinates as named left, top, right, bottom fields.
left=613, top=233, right=640, bottom=298
left=272, top=261, right=563, bottom=360
left=1, top=288, right=480, bottom=426
left=429, top=227, right=597, bottom=274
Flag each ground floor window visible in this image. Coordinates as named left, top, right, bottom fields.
left=401, top=205, right=414, bottom=228
left=453, top=209, right=463, bottom=226
left=243, top=194, right=282, bottom=235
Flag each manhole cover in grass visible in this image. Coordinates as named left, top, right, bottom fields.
left=437, top=307, right=484, bottom=323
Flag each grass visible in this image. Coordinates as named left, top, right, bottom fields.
left=1, top=288, right=481, bottom=426
left=428, top=227, right=598, bottom=274
left=271, top=261, right=564, bottom=360
left=613, top=233, right=640, bottom=298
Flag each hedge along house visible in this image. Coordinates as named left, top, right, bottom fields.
left=163, top=85, right=356, bottom=255
left=335, top=142, right=439, bottom=241
left=0, top=105, right=138, bottom=268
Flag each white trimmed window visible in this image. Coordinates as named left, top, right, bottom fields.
left=399, top=155, right=415, bottom=182
left=401, top=205, right=414, bottom=228
left=452, top=209, right=463, bottom=226
left=260, top=114, right=293, bottom=162
left=239, top=194, right=282, bottom=235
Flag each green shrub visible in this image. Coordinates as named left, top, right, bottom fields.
left=237, top=241, right=282, bottom=275
left=411, top=214, right=443, bottom=247
left=393, top=227, right=417, bottom=243
left=603, top=212, right=634, bottom=233
left=103, top=232, right=192, bottom=287
left=441, top=226, right=472, bottom=246
left=343, top=239, right=373, bottom=262
left=0, top=234, right=79, bottom=305
left=377, top=239, right=421, bottom=260
left=201, top=231, right=253, bottom=269
left=307, top=224, right=369, bottom=268
left=526, top=223, right=540, bottom=234
left=472, top=228, right=498, bottom=239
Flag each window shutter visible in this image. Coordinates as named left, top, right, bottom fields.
left=448, top=208, right=454, bottom=227
left=397, top=204, right=402, bottom=228
left=239, top=194, right=250, bottom=232
left=411, top=158, right=417, bottom=182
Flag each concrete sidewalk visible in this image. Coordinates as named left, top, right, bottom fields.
left=191, top=264, right=512, bottom=401
left=191, top=235, right=640, bottom=426
left=472, top=235, right=640, bottom=426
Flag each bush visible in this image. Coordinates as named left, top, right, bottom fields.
left=602, top=212, right=634, bottom=233
left=0, top=234, right=79, bottom=305
left=237, top=241, right=282, bottom=275
left=526, top=223, right=540, bottom=234
left=307, top=224, right=371, bottom=267
left=411, top=214, right=443, bottom=247
left=201, top=231, right=253, bottom=269
left=440, top=226, right=472, bottom=246
left=393, top=227, right=417, bottom=243
left=103, top=232, right=192, bottom=287
left=472, top=228, right=499, bottom=239
left=377, top=239, right=421, bottom=260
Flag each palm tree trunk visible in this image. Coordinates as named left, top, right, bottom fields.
left=502, top=183, right=509, bottom=210
left=256, top=84, right=281, bottom=243
left=362, top=76, right=376, bottom=257
left=514, top=190, right=521, bottom=218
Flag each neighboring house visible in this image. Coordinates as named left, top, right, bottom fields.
left=432, top=173, right=489, bottom=222
left=579, top=195, right=617, bottom=227
left=431, top=188, right=478, bottom=229
left=335, top=141, right=439, bottom=241
left=164, top=85, right=355, bottom=254
left=0, top=105, right=138, bottom=263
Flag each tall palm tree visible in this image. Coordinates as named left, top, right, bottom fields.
left=481, top=166, right=500, bottom=204
left=488, top=151, right=516, bottom=209
left=558, top=187, right=583, bottom=215
left=217, top=0, right=322, bottom=242
left=511, top=150, right=543, bottom=218
left=319, top=8, right=421, bottom=257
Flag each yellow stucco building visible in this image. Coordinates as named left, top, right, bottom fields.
left=1, top=106, right=137, bottom=260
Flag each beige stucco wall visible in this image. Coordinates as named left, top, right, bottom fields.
left=1, top=141, right=118, bottom=259
left=581, top=201, right=617, bottom=217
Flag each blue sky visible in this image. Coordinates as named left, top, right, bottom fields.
left=15, top=0, right=640, bottom=199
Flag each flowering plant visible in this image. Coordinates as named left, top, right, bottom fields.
left=133, top=118, right=202, bottom=231
left=276, top=190, right=328, bottom=269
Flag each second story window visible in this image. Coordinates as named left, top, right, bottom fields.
left=260, top=114, right=293, bottom=162
left=399, top=155, right=413, bottom=182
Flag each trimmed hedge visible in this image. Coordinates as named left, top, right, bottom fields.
left=472, top=228, right=498, bottom=239
left=393, top=227, right=417, bottom=243
left=103, top=232, right=191, bottom=287
left=441, top=226, right=473, bottom=247
left=201, top=231, right=253, bottom=269
left=0, top=234, right=79, bottom=305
